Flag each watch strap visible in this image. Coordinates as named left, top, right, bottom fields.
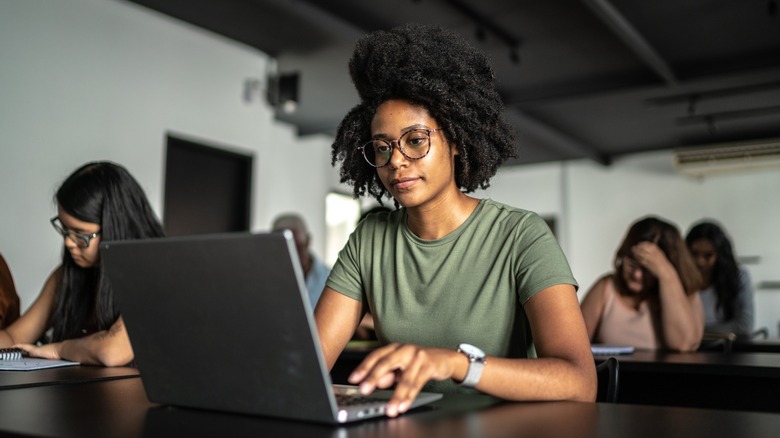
left=461, top=359, right=484, bottom=387
left=457, top=344, right=486, bottom=387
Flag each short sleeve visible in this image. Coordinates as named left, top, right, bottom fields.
left=326, top=224, right=366, bottom=302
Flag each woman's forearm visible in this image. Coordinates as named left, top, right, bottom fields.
left=0, top=330, right=14, bottom=348
left=657, top=271, right=703, bottom=351
left=58, top=318, right=134, bottom=366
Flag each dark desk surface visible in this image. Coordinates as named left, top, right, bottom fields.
left=600, top=349, right=780, bottom=376
left=595, top=350, right=780, bottom=412
left=340, top=347, right=780, bottom=412
left=732, top=339, right=780, bottom=353
left=1, top=377, right=780, bottom=438
left=0, top=365, right=139, bottom=390
left=347, top=343, right=780, bottom=374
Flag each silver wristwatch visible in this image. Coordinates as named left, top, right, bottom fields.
left=457, top=343, right=486, bottom=387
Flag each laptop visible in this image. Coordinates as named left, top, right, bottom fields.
left=100, top=231, right=441, bottom=424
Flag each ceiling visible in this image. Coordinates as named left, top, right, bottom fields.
left=126, top=0, right=780, bottom=166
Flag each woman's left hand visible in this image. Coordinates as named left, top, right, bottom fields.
left=13, top=343, right=62, bottom=360
left=347, top=342, right=459, bottom=417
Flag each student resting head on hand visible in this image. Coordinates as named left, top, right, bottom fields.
left=580, top=216, right=704, bottom=352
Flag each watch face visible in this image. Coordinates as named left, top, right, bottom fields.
left=459, top=343, right=484, bottom=357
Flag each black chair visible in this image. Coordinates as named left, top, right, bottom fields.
left=595, top=357, right=620, bottom=403
left=752, top=327, right=769, bottom=339
left=700, top=331, right=738, bottom=353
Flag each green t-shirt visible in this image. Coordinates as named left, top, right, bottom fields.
left=326, top=198, right=577, bottom=393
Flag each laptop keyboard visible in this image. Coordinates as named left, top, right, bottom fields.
left=335, top=392, right=386, bottom=407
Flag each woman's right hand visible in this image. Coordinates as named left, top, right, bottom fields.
left=631, top=242, right=673, bottom=278
left=632, top=242, right=704, bottom=351
left=347, top=342, right=460, bottom=417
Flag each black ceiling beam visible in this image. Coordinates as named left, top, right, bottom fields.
left=676, top=105, right=780, bottom=126
left=646, top=80, right=780, bottom=106
left=582, top=0, right=678, bottom=85
left=510, top=110, right=611, bottom=166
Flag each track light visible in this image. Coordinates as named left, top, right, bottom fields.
left=444, top=0, right=522, bottom=67
left=687, top=96, right=698, bottom=116
left=509, top=47, right=521, bottom=65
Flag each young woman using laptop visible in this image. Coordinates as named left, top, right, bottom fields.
left=315, top=24, right=596, bottom=418
left=0, top=161, right=165, bottom=366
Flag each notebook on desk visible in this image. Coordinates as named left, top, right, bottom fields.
left=0, top=348, right=79, bottom=371
left=100, top=232, right=441, bottom=424
left=591, top=344, right=635, bottom=356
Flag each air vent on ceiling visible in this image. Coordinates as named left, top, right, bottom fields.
left=672, top=138, right=780, bottom=177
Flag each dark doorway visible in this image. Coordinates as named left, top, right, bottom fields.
left=163, top=135, right=253, bottom=236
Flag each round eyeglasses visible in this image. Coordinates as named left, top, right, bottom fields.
left=50, top=216, right=102, bottom=248
left=358, top=128, right=444, bottom=168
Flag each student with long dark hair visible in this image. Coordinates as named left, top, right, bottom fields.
left=686, top=220, right=754, bottom=337
left=0, top=161, right=164, bottom=366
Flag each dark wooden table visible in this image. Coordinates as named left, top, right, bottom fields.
left=0, top=365, right=139, bottom=390
left=1, top=376, right=780, bottom=437
left=732, top=339, right=780, bottom=353
left=596, top=350, right=780, bottom=412
left=342, top=344, right=780, bottom=413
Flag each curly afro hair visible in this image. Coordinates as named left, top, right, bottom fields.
left=331, top=23, right=517, bottom=204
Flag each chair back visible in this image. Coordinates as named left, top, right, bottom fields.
left=700, top=332, right=738, bottom=353
left=595, top=357, right=620, bottom=403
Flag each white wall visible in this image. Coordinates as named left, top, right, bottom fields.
left=481, top=152, right=780, bottom=336
left=0, top=0, right=339, bottom=311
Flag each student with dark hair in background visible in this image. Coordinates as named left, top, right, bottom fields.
left=0, top=161, right=165, bottom=365
left=315, top=23, right=596, bottom=418
left=686, top=220, right=754, bottom=338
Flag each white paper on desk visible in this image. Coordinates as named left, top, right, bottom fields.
left=591, top=345, right=635, bottom=355
left=0, top=358, right=80, bottom=371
